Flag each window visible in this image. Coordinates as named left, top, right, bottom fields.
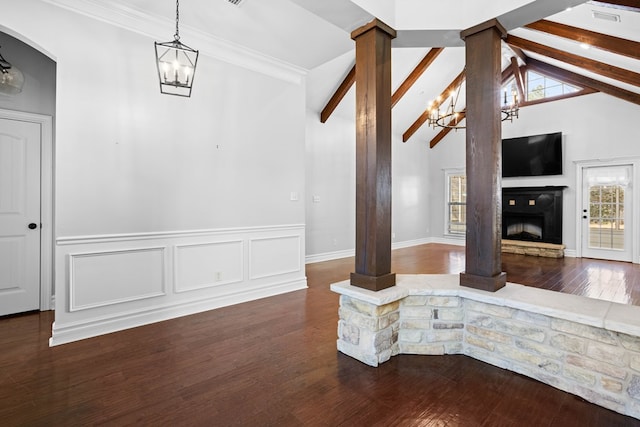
left=501, top=71, right=581, bottom=103
left=445, top=169, right=466, bottom=235
left=525, top=71, right=579, bottom=101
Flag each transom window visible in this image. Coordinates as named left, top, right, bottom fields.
left=526, top=71, right=580, bottom=101
left=501, top=71, right=581, bottom=103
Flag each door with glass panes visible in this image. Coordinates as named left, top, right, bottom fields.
left=581, top=165, right=633, bottom=262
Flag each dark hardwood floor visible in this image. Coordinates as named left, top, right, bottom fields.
left=2, top=244, right=640, bottom=426
left=388, top=243, right=640, bottom=305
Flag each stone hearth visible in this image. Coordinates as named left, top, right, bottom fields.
left=502, top=239, right=565, bottom=258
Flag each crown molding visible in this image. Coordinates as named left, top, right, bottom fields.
left=42, top=0, right=307, bottom=84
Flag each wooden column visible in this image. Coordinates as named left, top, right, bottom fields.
left=459, top=19, right=507, bottom=292
left=350, top=19, right=397, bottom=291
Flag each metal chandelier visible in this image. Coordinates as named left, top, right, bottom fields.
left=154, top=0, right=199, bottom=97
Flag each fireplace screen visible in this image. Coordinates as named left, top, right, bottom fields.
left=505, top=215, right=544, bottom=241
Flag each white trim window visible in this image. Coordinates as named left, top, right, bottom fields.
left=445, top=169, right=466, bottom=236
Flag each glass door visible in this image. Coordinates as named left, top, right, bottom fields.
left=582, top=165, right=633, bottom=262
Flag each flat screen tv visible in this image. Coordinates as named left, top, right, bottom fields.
left=502, top=132, right=562, bottom=178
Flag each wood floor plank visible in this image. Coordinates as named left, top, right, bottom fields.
left=2, top=244, right=640, bottom=425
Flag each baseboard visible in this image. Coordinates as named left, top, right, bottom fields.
left=305, top=249, right=354, bottom=264
left=392, top=238, right=432, bottom=250
left=50, top=278, right=307, bottom=346
left=428, top=236, right=466, bottom=246
left=305, top=237, right=452, bottom=264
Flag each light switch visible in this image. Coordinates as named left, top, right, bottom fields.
left=290, top=192, right=299, bottom=201
left=313, top=195, right=320, bottom=203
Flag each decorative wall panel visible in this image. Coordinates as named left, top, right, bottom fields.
left=69, top=247, right=166, bottom=311
left=174, top=240, right=243, bottom=292
left=52, top=225, right=306, bottom=345
left=249, top=235, right=301, bottom=279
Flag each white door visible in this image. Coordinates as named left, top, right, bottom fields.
left=0, top=118, right=41, bottom=316
left=581, top=165, right=633, bottom=262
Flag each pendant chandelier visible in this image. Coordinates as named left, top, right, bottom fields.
left=427, top=81, right=519, bottom=130
left=154, top=0, right=199, bottom=97
left=0, top=46, right=25, bottom=96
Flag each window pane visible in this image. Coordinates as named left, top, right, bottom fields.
left=545, top=84, right=563, bottom=98
left=446, top=173, right=466, bottom=235
left=525, top=70, right=582, bottom=102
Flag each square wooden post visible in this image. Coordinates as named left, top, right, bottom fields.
left=459, top=19, right=507, bottom=292
left=350, top=19, right=397, bottom=291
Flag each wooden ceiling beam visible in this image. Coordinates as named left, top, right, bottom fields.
left=402, top=69, right=465, bottom=142
left=508, top=44, right=527, bottom=64
left=322, top=48, right=444, bottom=123
left=526, top=57, right=640, bottom=106
left=506, top=35, right=640, bottom=88
left=391, top=48, right=444, bottom=108
left=525, top=19, right=640, bottom=60
left=510, top=57, right=525, bottom=103
left=320, top=64, right=355, bottom=123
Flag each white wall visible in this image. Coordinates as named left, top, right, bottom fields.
left=428, top=92, right=640, bottom=253
left=2, top=0, right=307, bottom=344
left=3, top=1, right=305, bottom=237
left=305, top=51, right=431, bottom=261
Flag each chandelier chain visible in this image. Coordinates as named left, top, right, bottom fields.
left=174, top=0, right=180, bottom=41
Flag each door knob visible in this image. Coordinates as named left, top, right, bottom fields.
left=28, top=223, right=38, bottom=229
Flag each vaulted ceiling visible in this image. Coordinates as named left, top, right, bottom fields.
left=307, top=0, right=640, bottom=147
left=49, top=0, right=640, bottom=147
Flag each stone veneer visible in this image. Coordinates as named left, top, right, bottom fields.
left=331, top=274, right=640, bottom=420
left=501, top=239, right=565, bottom=258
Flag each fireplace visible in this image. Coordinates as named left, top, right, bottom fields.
left=505, top=214, right=544, bottom=241
left=502, top=186, right=565, bottom=245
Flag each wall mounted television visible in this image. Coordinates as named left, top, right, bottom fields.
left=502, top=132, right=562, bottom=178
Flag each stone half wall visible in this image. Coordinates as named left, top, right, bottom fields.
left=331, top=275, right=640, bottom=420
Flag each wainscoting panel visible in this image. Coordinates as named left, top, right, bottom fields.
left=69, top=247, right=166, bottom=311
left=250, top=235, right=301, bottom=280
left=52, top=225, right=306, bottom=346
left=174, top=240, right=243, bottom=292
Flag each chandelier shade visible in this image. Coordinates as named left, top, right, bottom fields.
left=0, top=46, right=25, bottom=96
left=154, top=0, right=198, bottom=97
